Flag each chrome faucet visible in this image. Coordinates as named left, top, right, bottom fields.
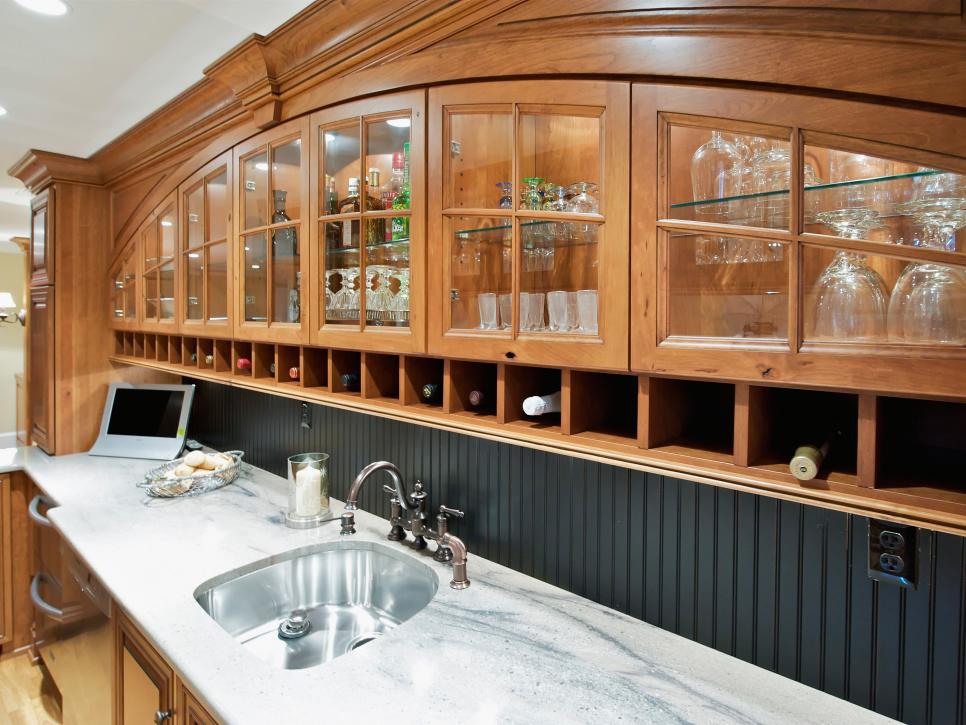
left=340, top=461, right=470, bottom=590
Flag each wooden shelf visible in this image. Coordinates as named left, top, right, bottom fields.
left=110, top=334, right=966, bottom=536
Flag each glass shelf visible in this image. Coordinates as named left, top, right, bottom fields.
left=455, top=220, right=599, bottom=248
left=669, top=169, right=943, bottom=213
left=325, top=238, right=410, bottom=255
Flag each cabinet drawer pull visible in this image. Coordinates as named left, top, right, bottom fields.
left=28, top=494, right=55, bottom=527
left=30, top=572, right=65, bottom=621
left=154, top=710, right=174, bottom=723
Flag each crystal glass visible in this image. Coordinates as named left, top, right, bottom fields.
left=828, top=151, right=894, bottom=210
left=547, top=290, right=570, bottom=332
left=286, top=453, right=330, bottom=528
left=888, top=199, right=966, bottom=344
left=526, top=291, right=546, bottom=332
left=521, top=177, right=544, bottom=210
left=518, top=292, right=531, bottom=332
left=478, top=292, right=498, bottom=330
left=690, top=131, right=740, bottom=221
left=576, top=289, right=599, bottom=335
left=566, top=182, right=599, bottom=214
left=449, top=217, right=511, bottom=331
left=499, top=293, right=511, bottom=329
left=750, top=141, right=793, bottom=229
left=496, top=182, right=513, bottom=210
left=808, top=208, right=890, bottom=341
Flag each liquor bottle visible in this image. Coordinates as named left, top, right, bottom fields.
left=789, top=436, right=834, bottom=481
left=421, top=383, right=441, bottom=404
left=288, top=366, right=300, bottom=381
left=339, top=177, right=362, bottom=248
left=325, top=177, right=339, bottom=215
left=236, top=357, right=252, bottom=371
left=364, top=169, right=387, bottom=244
left=382, top=151, right=405, bottom=240
left=522, top=390, right=561, bottom=416
left=468, top=390, right=485, bottom=407
left=340, top=372, right=360, bottom=391
left=391, top=142, right=410, bottom=241
left=272, top=189, right=298, bottom=255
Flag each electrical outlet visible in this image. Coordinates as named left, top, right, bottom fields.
left=868, top=520, right=917, bottom=588
left=300, top=402, right=312, bottom=430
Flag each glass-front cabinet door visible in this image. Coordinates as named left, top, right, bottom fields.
left=428, top=81, right=629, bottom=369
left=110, top=243, right=138, bottom=330
left=233, top=117, right=309, bottom=343
left=633, top=84, right=966, bottom=398
left=179, top=152, right=232, bottom=337
left=309, top=90, right=425, bottom=352
left=139, top=194, right=178, bottom=333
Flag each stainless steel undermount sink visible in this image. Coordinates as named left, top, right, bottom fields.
left=194, top=541, right=438, bottom=670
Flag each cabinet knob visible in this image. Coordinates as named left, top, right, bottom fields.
left=154, top=710, right=174, bottom=724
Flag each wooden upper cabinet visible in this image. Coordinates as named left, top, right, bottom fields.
left=140, top=193, right=179, bottom=333
left=110, top=243, right=139, bottom=330
left=233, top=117, right=310, bottom=344
left=179, top=152, right=233, bottom=338
left=428, top=81, right=630, bottom=370
left=29, top=189, right=53, bottom=287
left=632, top=83, right=966, bottom=399
left=309, top=90, right=426, bottom=353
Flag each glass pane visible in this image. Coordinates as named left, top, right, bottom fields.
left=519, top=220, right=599, bottom=335
left=272, top=225, right=300, bottom=323
left=366, top=116, right=411, bottom=215
left=207, top=243, right=228, bottom=322
left=447, top=111, right=512, bottom=210
left=518, top=113, right=600, bottom=213
left=144, top=271, right=158, bottom=320
left=159, top=262, right=175, bottom=320
left=668, top=126, right=791, bottom=230
left=143, top=224, right=158, bottom=270
left=185, top=250, right=203, bottom=321
left=112, top=273, right=124, bottom=319
left=804, top=245, right=965, bottom=346
left=243, top=232, right=267, bottom=322
left=322, top=123, right=360, bottom=216
left=159, top=206, right=176, bottom=263
left=207, top=170, right=228, bottom=241
left=804, top=146, right=965, bottom=254
left=123, top=265, right=136, bottom=319
left=323, top=220, right=360, bottom=326
left=666, top=231, right=788, bottom=340
left=365, top=223, right=409, bottom=328
left=448, top=216, right=511, bottom=331
left=243, top=151, right=268, bottom=229
left=272, top=138, right=302, bottom=224
left=186, top=184, right=203, bottom=248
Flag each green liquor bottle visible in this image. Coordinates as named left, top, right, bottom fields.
left=391, top=142, right=410, bottom=241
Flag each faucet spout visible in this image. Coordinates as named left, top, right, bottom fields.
left=345, top=461, right=411, bottom=512
left=440, top=533, right=470, bottom=590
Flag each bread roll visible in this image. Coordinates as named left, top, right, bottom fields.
left=184, top=451, right=207, bottom=468
left=173, top=463, right=195, bottom=477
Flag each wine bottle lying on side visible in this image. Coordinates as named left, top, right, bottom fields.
left=522, top=390, right=561, bottom=416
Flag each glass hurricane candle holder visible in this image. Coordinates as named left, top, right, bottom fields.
left=286, top=453, right=330, bottom=529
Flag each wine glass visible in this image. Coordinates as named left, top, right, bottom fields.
left=690, top=131, right=740, bottom=222
left=495, top=182, right=513, bottom=210
left=810, top=208, right=891, bottom=341
left=828, top=151, right=894, bottom=211
left=888, top=198, right=966, bottom=344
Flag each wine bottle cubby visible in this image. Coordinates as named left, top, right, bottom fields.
left=111, top=337, right=966, bottom=536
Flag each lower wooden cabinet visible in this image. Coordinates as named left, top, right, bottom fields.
left=114, top=609, right=217, bottom=725
left=0, top=474, right=11, bottom=646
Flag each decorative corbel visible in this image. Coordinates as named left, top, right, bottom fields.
left=204, top=34, right=282, bottom=130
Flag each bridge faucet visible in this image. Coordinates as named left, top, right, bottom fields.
left=344, top=461, right=411, bottom=513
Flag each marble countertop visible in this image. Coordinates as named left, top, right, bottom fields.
left=2, top=446, right=894, bottom=725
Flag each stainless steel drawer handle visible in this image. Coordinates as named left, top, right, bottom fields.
left=154, top=710, right=174, bottom=723
left=30, top=572, right=65, bottom=621
left=28, top=494, right=55, bottom=527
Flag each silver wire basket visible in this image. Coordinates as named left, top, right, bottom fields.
left=138, top=450, right=244, bottom=498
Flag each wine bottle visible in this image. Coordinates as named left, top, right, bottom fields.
left=421, top=383, right=441, bottom=403
left=522, top=390, right=561, bottom=416
left=236, top=357, right=252, bottom=371
left=340, top=372, right=360, bottom=391
left=468, top=389, right=485, bottom=407
left=288, top=366, right=300, bottom=381
left=789, top=437, right=833, bottom=481
left=189, top=352, right=198, bottom=363
left=269, top=362, right=276, bottom=375
left=204, top=354, right=214, bottom=366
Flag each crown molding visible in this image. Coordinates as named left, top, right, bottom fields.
left=7, top=149, right=102, bottom=192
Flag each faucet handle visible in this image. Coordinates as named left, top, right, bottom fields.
left=382, top=484, right=398, bottom=498
left=439, top=505, right=464, bottom=519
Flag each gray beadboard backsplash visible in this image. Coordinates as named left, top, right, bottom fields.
left=187, top=379, right=966, bottom=725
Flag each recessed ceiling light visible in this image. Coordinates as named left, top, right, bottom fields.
left=387, top=118, right=411, bottom=128
left=13, top=0, right=70, bottom=16
left=0, top=106, right=7, bottom=117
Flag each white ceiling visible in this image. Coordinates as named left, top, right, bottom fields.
left=0, top=0, right=313, bottom=252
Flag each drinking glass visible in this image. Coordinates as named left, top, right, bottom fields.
left=576, top=289, right=599, bottom=335
left=690, top=131, right=740, bottom=222
left=499, top=293, right=512, bottom=330
left=809, top=208, right=890, bottom=341
left=478, top=292, right=499, bottom=330
left=521, top=178, right=544, bottom=210
left=888, top=199, right=966, bottom=344
left=526, top=292, right=546, bottom=332
left=496, top=182, right=513, bottom=210
left=547, top=290, right=570, bottom=332
left=519, top=292, right=532, bottom=331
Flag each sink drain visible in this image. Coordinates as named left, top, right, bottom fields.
left=278, top=610, right=311, bottom=640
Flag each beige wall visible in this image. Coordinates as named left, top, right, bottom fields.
left=0, top=250, right=25, bottom=438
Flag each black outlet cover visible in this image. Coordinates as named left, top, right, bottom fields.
left=868, top=519, right=917, bottom=589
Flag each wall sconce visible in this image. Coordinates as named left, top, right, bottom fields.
left=0, top=292, right=26, bottom=326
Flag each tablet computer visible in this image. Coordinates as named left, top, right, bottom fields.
left=89, top=383, right=195, bottom=460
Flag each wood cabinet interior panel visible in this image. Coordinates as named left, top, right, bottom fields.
left=362, top=352, right=400, bottom=402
